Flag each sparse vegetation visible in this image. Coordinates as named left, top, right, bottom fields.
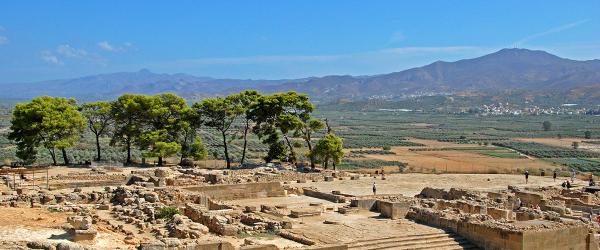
left=156, top=206, right=180, bottom=220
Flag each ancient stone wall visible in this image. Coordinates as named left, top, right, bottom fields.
left=183, top=182, right=286, bottom=200
left=302, top=188, right=346, bottom=203
left=378, top=200, right=411, bottom=219
left=407, top=207, right=596, bottom=250
left=522, top=227, right=597, bottom=250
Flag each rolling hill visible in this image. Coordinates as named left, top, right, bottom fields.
left=2, top=48, right=600, bottom=102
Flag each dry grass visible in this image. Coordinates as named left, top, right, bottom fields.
left=514, top=137, right=581, bottom=148
left=359, top=138, right=557, bottom=174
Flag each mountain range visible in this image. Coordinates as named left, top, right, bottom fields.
left=2, top=48, right=600, bottom=102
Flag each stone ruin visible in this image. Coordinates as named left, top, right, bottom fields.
left=3, top=163, right=600, bottom=250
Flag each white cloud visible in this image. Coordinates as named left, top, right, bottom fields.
left=41, top=51, right=62, bottom=65
left=0, top=36, right=8, bottom=45
left=514, top=19, right=590, bottom=47
left=40, top=44, right=106, bottom=65
left=97, top=41, right=116, bottom=51
left=97, top=41, right=133, bottom=52
left=56, top=44, right=88, bottom=58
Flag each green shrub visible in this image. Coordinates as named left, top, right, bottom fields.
left=157, top=207, right=180, bottom=220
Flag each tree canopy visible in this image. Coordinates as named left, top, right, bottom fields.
left=310, top=133, right=344, bottom=170
left=80, top=101, right=112, bottom=161
left=8, top=91, right=337, bottom=169
left=9, top=96, right=85, bottom=165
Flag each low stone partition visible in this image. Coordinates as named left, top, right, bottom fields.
left=350, top=198, right=378, bottom=211
left=51, top=179, right=125, bottom=190
left=487, top=207, right=514, bottom=220
left=183, top=182, right=286, bottom=200
left=407, top=207, right=598, bottom=250
left=514, top=190, right=546, bottom=206
left=378, top=200, right=411, bottom=219
left=139, top=240, right=235, bottom=250
left=302, top=188, right=347, bottom=203
left=416, top=187, right=481, bottom=200
left=184, top=204, right=241, bottom=236
left=349, top=195, right=414, bottom=219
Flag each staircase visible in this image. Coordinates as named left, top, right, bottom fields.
left=347, top=232, right=480, bottom=250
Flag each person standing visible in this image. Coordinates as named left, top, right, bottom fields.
left=372, top=182, right=377, bottom=195
left=524, top=170, right=529, bottom=184
left=553, top=170, right=557, bottom=182
left=515, top=197, right=522, bottom=209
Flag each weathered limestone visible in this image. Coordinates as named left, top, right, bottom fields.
left=407, top=207, right=597, bottom=250
left=487, top=207, right=513, bottom=220
left=378, top=200, right=411, bottom=219
left=290, top=208, right=322, bottom=218
left=68, top=216, right=92, bottom=230
left=302, top=188, right=346, bottom=203
left=183, top=182, right=286, bottom=200
left=67, top=216, right=97, bottom=242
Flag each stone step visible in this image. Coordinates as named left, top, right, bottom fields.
left=406, top=241, right=480, bottom=250
left=349, top=233, right=454, bottom=249
left=357, top=237, right=468, bottom=250
left=348, top=232, right=480, bottom=250
left=349, top=232, right=449, bottom=246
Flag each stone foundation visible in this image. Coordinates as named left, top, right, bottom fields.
left=183, top=182, right=286, bottom=200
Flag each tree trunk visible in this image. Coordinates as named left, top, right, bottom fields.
left=95, top=134, right=101, bottom=161
left=179, top=129, right=189, bottom=164
left=324, top=157, right=329, bottom=170
left=61, top=148, right=69, bottom=165
left=283, top=135, right=295, bottom=163
left=240, top=120, right=250, bottom=165
left=126, top=139, right=132, bottom=165
left=158, top=157, right=163, bottom=166
left=306, top=130, right=315, bottom=169
left=49, top=148, right=57, bottom=166
left=332, top=161, right=336, bottom=171
left=222, top=130, right=231, bottom=169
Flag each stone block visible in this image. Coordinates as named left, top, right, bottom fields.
left=487, top=207, right=511, bottom=220
left=290, top=208, right=322, bottom=218
left=72, top=228, right=97, bottom=241
left=67, top=216, right=92, bottom=230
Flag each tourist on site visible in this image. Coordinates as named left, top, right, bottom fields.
left=562, top=181, right=567, bottom=188
left=515, top=197, right=522, bottom=209
left=524, top=170, right=529, bottom=184
left=372, top=182, right=377, bottom=195
left=553, top=170, right=557, bottom=182
left=567, top=180, right=572, bottom=189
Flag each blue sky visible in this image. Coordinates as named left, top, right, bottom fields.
left=0, top=1, right=599, bottom=83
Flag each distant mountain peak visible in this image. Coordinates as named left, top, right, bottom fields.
left=1, top=48, right=599, bottom=101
